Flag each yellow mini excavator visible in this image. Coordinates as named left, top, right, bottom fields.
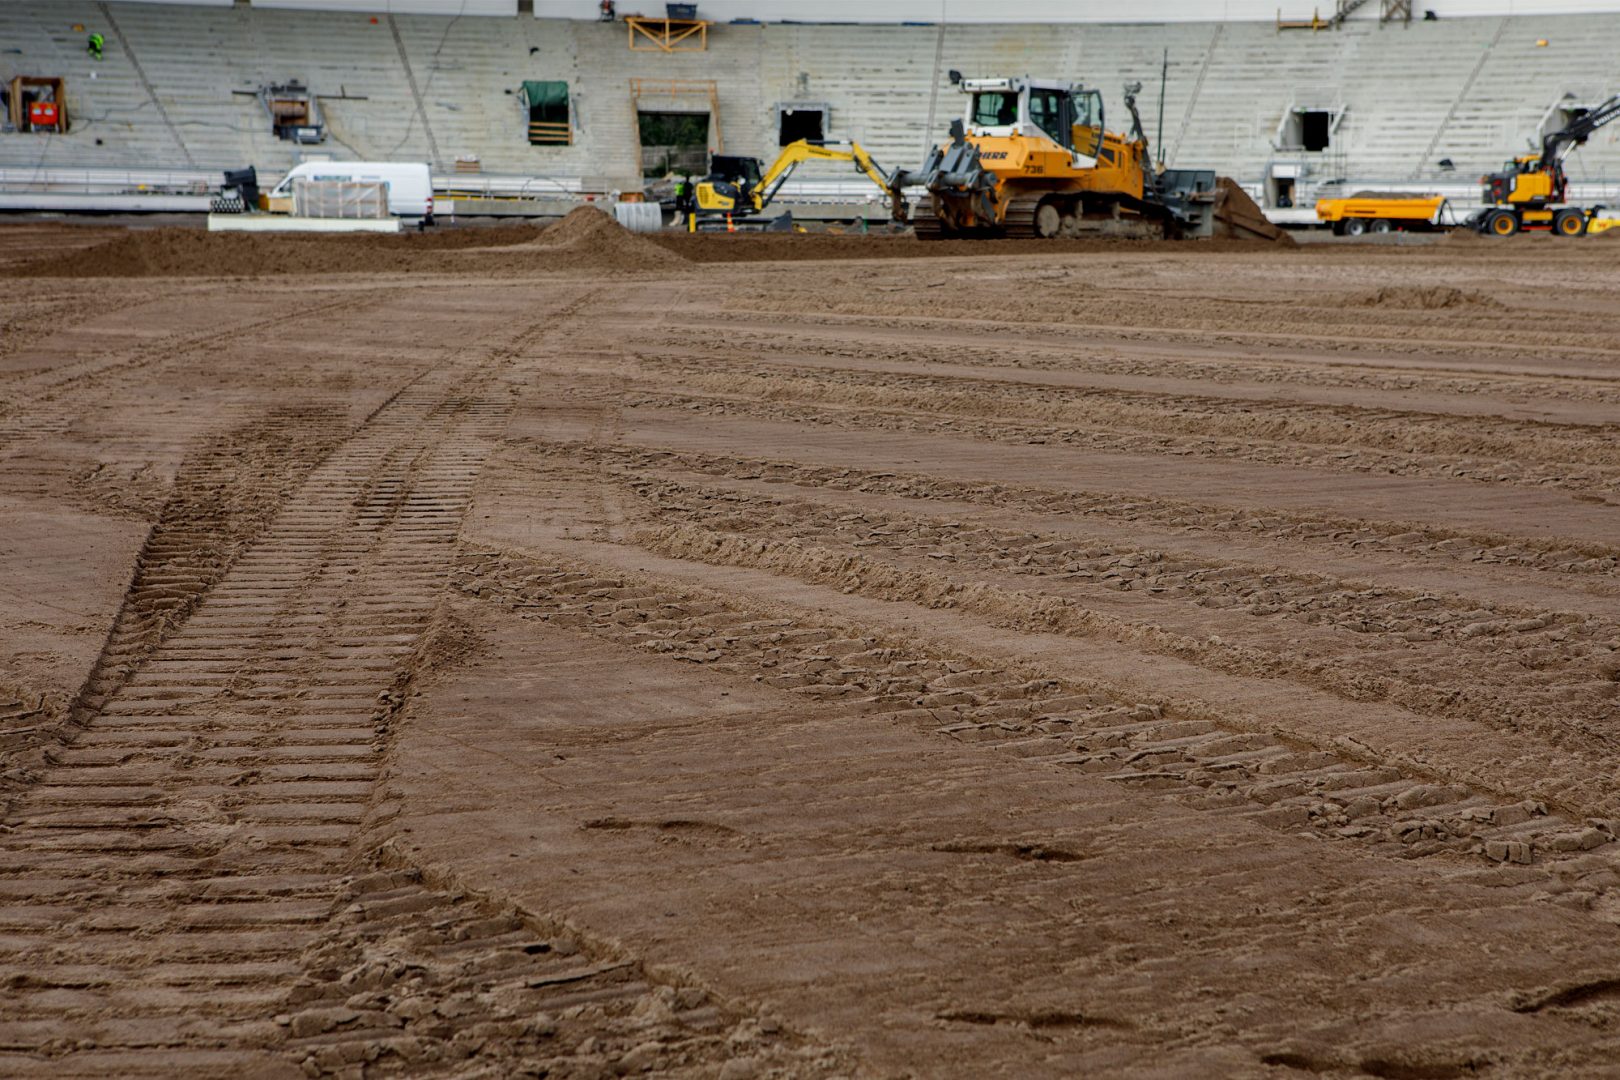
left=693, top=138, right=906, bottom=228
left=896, top=75, right=1215, bottom=239
left=1471, top=93, right=1620, bottom=236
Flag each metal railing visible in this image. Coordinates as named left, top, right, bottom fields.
left=0, top=165, right=221, bottom=194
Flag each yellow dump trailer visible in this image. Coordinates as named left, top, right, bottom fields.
left=1315, top=193, right=1448, bottom=236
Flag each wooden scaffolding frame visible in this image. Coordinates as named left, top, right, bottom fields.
left=629, top=78, right=722, bottom=154
left=625, top=16, right=710, bottom=53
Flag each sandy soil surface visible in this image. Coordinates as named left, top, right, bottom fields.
left=3, top=209, right=1620, bottom=1077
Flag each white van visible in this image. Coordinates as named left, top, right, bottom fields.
left=266, top=161, right=434, bottom=222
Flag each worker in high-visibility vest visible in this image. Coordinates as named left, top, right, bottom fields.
left=87, top=32, right=104, bottom=60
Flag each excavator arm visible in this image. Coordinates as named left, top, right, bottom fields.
left=1541, top=93, right=1620, bottom=167
left=754, top=139, right=907, bottom=221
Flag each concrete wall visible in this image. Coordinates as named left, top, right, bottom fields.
left=8, top=2, right=1620, bottom=200
left=532, top=0, right=1620, bottom=22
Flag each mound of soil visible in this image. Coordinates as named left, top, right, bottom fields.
left=1348, top=285, right=1488, bottom=310
left=1347, top=190, right=1437, bottom=201
left=523, top=205, right=687, bottom=271
left=9, top=205, right=685, bottom=279
left=1212, top=178, right=1296, bottom=246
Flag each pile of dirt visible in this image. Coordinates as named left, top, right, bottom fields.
left=1347, top=190, right=1436, bottom=201
left=522, top=204, right=688, bottom=271
left=10, top=227, right=477, bottom=278
left=8, top=205, right=685, bottom=279
left=1347, top=284, right=1489, bottom=310
left=1211, top=177, right=1296, bottom=246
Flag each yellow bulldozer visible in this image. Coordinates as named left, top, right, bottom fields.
left=896, top=74, right=1216, bottom=239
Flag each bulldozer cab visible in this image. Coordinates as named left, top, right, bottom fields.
left=961, top=78, right=1102, bottom=165
left=1069, top=88, right=1104, bottom=160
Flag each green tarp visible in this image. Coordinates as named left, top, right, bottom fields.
left=520, top=80, right=569, bottom=112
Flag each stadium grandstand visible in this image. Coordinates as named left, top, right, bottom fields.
left=3, top=0, right=1619, bottom=216
left=4, top=0, right=1620, bottom=219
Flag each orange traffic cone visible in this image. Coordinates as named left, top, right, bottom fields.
left=725, top=212, right=735, bottom=233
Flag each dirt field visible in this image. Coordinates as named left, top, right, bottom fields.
left=3, top=210, right=1620, bottom=1078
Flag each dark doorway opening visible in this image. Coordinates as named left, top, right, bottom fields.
left=778, top=106, right=824, bottom=146
left=638, top=110, right=710, bottom=177
left=1300, top=109, right=1332, bottom=152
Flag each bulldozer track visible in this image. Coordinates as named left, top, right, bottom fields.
left=638, top=352, right=1620, bottom=476
left=0, top=303, right=628, bottom=1075
left=539, top=443, right=1620, bottom=584
left=452, top=549, right=1620, bottom=914
left=655, top=320, right=1620, bottom=410
left=910, top=207, right=945, bottom=240
left=616, top=475, right=1620, bottom=790
left=0, top=404, right=356, bottom=812
left=1000, top=195, right=1042, bottom=239
left=628, top=384, right=1620, bottom=495
left=0, top=290, right=385, bottom=445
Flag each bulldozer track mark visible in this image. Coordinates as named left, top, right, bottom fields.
left=625, top=359, right=1620, bottom=494
left=652, top=321, right=1620, bottom=410
left=0, top=301, right=613, bottom=1074
left=0, top=290, right=165, bottom=370
left=614, top=476, right=1620, bottom=768
left=625, top=518, right=1620, bottom=821
left=263, top=849, right=841, bottom=1078
left=643, top=347, right=1620, bottom=463
left=451, top=550, right=1620, bottom=910
left=0, top=405, right=356, bottom=814
left=539, top=444, right=1620, bottom=586
left=708, top=291, right=1620, bottom=362
left=0, top=289, right=387, bottom=443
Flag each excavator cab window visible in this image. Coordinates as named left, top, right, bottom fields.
left=970, top=92, right=1018, bottom=129
left=1069, top=88, right=1104, bottom=159
left=709, top=155, right=762, bottom=186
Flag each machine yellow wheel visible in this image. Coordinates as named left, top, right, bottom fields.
left=1555, top=209, right=1587, bottom=236
left=1488, top=211, right=1520, bottom=236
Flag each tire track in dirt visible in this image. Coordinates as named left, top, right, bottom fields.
left=0, top=292, right=834, bottom=1078
left=713, top=285, right=1620, bottom=362
left=0, top=292, right=785, bottom=1077
left=0, top=404, right=355, bottom=812
left=616, top=476, right=1620, bottom=756
left=658, top=320, right=1620, bottom=410
left=450, top=550, right=1620, bottom=919
left=627, top=359, right=1620, bottom=495
left=0, top=357, right=505, bottom=1074
left=0, top=289, right=387, bottom=444
left=534, top=444, right=1620, bottom=585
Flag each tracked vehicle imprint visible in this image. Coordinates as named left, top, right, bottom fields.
left=452, top=551, right=1620, bottom=904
